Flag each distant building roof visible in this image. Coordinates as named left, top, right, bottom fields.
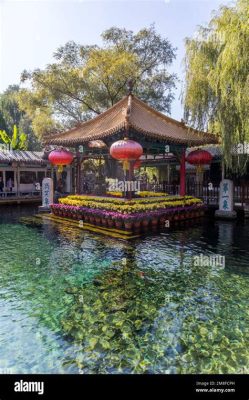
left=45, top=94, right=219, bottom=147
left=0, top=150, right=47, bottom=165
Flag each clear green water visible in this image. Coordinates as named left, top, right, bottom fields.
left=0, top=206, right=249, bottom=374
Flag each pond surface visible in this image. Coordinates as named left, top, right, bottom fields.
left=0, top=205, right=249, bottom=374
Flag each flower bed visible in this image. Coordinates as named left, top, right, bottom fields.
left=107, top=191, right=168, bottom=198
left=58, top=194, right=202, bottom=213
left=51, top=194, right=206, bottom=233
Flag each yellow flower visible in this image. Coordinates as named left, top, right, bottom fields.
left=59, top=194, right=203, bottom=213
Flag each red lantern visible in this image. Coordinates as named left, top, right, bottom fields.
left=110, top=139, right=143, bottom=161
left=48, top=149, right=74, bottom=172
left=186, top=149, right=212, bottom=175
left=186, top=150, right=212, bottom=165
left=134, top=159, right=142, bottom=169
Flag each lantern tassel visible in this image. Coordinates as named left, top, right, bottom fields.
left=122, top=160, right=129, bottom=171
left=196, top=165, right=204, bottom=174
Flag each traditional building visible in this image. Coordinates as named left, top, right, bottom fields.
left=45, top=93, right=218, bottom=196
left=0, top=150, right=73, bottom=203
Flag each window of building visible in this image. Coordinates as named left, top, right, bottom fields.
left=5, top=171, right=15, bottom=187
left=37, top=171, right=46, bottom=184
left=20, top=171, right=37, bottom=184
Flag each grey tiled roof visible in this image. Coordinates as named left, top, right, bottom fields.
left=0, top=150, right=47, bottom=165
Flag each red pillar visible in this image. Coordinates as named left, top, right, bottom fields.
left=76, top=152, right=81, bottom=194
left=127, top=161, right=135, bottom=200
left=180, top=149, right=186, bottom=196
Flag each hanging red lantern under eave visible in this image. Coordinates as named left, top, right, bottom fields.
left=110, top=139, right=143, bottom=162
left=48, top=149, right=74, bottom=172
left=186, top=149, right=213, bottom=166
left=134, top=159, right=142, bottom=169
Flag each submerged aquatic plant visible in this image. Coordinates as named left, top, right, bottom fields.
left=61, top=261, right=166, bottom=373
left=61, top=258, right=249, bottom=374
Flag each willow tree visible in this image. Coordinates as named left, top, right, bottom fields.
left=17, top=25, right=176, bottom=138
left=184, top=0, right=249, bottom=173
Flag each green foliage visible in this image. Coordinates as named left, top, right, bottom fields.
left=184, top=0, right=249, bottom=172
left=60, top=257, right=249, bottom=374
left=61, top=262, right=164, bottom=373
left=2, top=218, right=249, bottom=373
left=140, top=167, right=159, bottom=182
left=0, top=124, right=28, bottom=150
left=0, top=85, right=23, bottom=131
left=17, top=25, right=176, bottom=138
left=0, top=85, right=42, bottom=150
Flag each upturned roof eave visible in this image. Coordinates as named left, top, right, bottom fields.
left=46, top=124, right=219, bottom=147
left=44, top=93, right=219, bottom=147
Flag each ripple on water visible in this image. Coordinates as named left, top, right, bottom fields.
left=0, top=208, right=249, bottom=373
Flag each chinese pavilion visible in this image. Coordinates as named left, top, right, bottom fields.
left=45, top=88, right=218, bottom=196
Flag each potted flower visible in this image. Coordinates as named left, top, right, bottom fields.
left=114, top=214, right=123, bottom=229
left=159, top=212, right=166, bottom=226
left=123, top=214, right=134, bottom=231
left=188, top=207, right=194, bottom=219
left=89, top=213, right=95, bottom=224
left=151, top=211, right=159, bottom=227
left=62, top=206, right=67, bottom=217
left=107, top=215, right=114, bottom=228
left=77, top=209, right=82, bottom=220
left=56, top=207, right=62, bottom=217
left=133, top=215, right=141, bottom=231
left=101, top=213, right=108, bottom=226
left=68, top=206, right=74, bottom=219
left=51, top=205, right=56, bottom=215
left=84, top=212, right=89, bottom=223
left=95, top=212, right=101, bottom=226
left=173, top=210, right=179, bottom=221
left=179, top=208, right=185, bottom=220
left=141, top=213, right=150, bottom=229
left=184, top=208, right=190, bottom=219
left=67, top=207, right=72, bottom=219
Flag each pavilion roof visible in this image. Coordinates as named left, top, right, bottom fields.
left=45, top=94, right=219, bottom=147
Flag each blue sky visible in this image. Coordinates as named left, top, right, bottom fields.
left=0, top=0, right=233, bottom=120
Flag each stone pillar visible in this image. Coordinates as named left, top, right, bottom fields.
left=215, top=179, right=237, bottom=219
left=39, top=177, right=54, bottom=212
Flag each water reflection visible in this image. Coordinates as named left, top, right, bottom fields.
left=0, top=206, right=249, bottom=373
